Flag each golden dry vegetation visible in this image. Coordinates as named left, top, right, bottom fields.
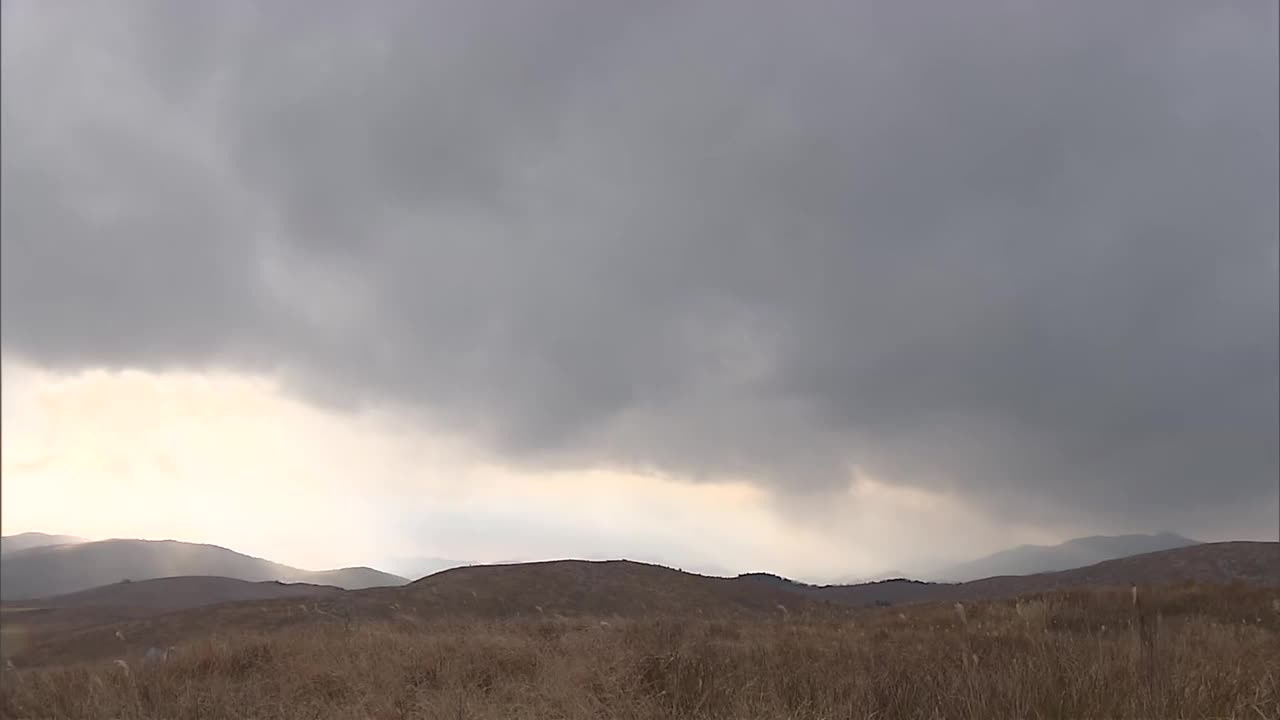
left=2, top=583, right=1278, bottom=720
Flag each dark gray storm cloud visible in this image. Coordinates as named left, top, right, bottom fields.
left=3, top=0, right=1276, bottom=531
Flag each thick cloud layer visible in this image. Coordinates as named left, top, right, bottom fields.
left=3, top=1, right=1276, bottom=530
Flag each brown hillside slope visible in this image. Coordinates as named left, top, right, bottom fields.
left=0, top=577, right=341, bottom=654
left=5, top=548, right=1273, bottom=668
left=404, top=559, right=826, bottom=617
left=5, top=560, right=828, bottom=667
left=940, top=540, right=1279, bottom=601
left=736, top=574, right=935, bottom=607
left=19, top=576, right=344, bottom=613
left=787, top=541, right=1279, bottom=607
left=5, top=584, right=1278, bottom=720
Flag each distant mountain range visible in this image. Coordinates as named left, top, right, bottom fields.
left=0, top=537, right=408, bottom=601
left=929, top=532, right=1202, bottom=581
left=10, top=541, right=1276, bottom=669
left=0, top=530, right=1230, bottom=605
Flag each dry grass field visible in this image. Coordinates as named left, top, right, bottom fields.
left=3, top=583, right=1277, bottom=720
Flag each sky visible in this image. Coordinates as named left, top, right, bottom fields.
left=1, top=0, right=1276, bottom=582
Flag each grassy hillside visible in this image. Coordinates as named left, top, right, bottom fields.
left=20, top=577, right=344, bottom=613
left=772, top=541, right=1280, bottom=607
left=2, top=583, right=1276, bottom=719
left=941, top=541, right=1279, bottom=601
left=4, top=547, right=1276, bottom=672
left=3, top=560, right=822, bottom=668
left=405, top=559, right=822, bottom=617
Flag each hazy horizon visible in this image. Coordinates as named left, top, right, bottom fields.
left=0, top=523, right=1243, bottom=586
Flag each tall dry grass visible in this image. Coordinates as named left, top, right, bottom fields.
left=2, top=584, right=1277, bottom=719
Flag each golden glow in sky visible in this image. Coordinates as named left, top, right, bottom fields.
left=1, top=354, right=1064, bottom=580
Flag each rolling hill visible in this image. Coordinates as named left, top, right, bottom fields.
left=3, top=559, right=825, bottom=667
left=0, top=576, right=348, bottom=654
left=760, top=541, right=1279, bottom=607
left=941, top=540, right=1278, bottom=601
left=3, top=544, right=1276, bottom=668
left=0, top=533, right=86, bottom=555
left=16, top=576, right=345, bottom=613
left=0, top=538, right=407, bottom=600
left=736, top=573, right=936, bottom=607
left=402, top=559, right=821, bottom=617
left=932, top=532, right=1201, bottom=581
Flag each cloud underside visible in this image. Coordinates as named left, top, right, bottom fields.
left=2, top=0, right=1276, bottom=530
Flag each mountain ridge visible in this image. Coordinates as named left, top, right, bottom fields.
left=0, top=532, right=87, bottom=556
left=11, top=576, right=345, bottom=612
left=778, top=541, right=1278, bottom=607
left=6, top=542, right=1275, bottom=669
left=930, top=532, right=1202, bottom=582
left=0, top=537, right=408, bottom=600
